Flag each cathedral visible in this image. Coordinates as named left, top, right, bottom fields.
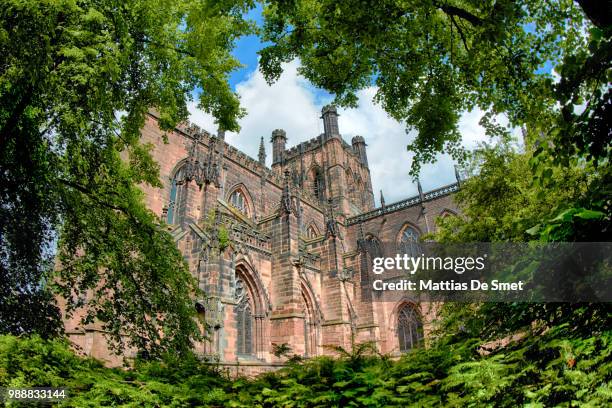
left=64, top=106, right=461, bottom=374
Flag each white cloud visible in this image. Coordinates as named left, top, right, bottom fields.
left=185, top=102, right=217, bottom=133
left=188, top=61, right=325, bottom=166
left=188, top=61, right=494, bottom=206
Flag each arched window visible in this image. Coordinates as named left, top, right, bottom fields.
left=229, top=189, right=249, bottom=216
left=235, top=277, right=253, bottom=356
left=306, top=225, right=318, bottom=239
left=397, top=304, right=423, bottom=352
left=167, top=166, right=187, bottom=224
left=399, top=226, right=421, bottom=258
left=365, top=235, right=383, bottom=259
left=312, top=167, right=325, bottom=201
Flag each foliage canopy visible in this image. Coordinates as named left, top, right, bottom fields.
left=0, top=0, right=254, bottom=356
left=259, top=0, right=611, bottom=175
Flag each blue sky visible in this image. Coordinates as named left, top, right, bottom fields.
left=188, top=6, right=515, bottom=206
left=227, top=4, right=265, bottom=89
left=226, top=4, right=334, bottom=102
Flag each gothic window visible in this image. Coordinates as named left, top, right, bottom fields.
left=167, top=166, right=186, bottom=224
left=397, top=304, right=423, bottom=352
left=399, top=226, right=421, bottom=258
left=235, top=277, right=253, bottom=356
left=312, top=168, right=325, bottom=201
left=366, top=235, right=383, bottom=259
left=307, top=225, right=318, bottom=239
left=229, top=189, right=249, bottom=216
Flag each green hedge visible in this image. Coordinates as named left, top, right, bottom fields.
left=1, top=330, right=610, bottom=407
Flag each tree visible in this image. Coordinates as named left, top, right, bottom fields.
left=0, top=0, right=253, bottom=357
left=258, top=2, right=611, bottom=397
left=260, top=0, right=611, bottom=343
left=431, top=142, right=610, bottom=339
left=259, top=0, right=610, bottom=175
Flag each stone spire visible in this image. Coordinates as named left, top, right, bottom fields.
left=258, top=136, right=266, bottom=165
left=380, top=190, right=386, bottom=208
left=417, top=178, right=426, bottom=214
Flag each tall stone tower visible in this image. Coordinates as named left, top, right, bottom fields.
left=271, top=105, right=375, bottom=217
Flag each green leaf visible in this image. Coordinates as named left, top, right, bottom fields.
left=573, top=209, right=605, bottom=220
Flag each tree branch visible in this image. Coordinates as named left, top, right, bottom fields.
left=435, top=1, right=483, bottom=26
left=58, top=178, right=127, bottom=214
left=576, top=0, right=612, bottom=29
left=450, top=14, right=470, bottom=52
left=0, top=84, right=34, bottom=152
left=137, top=37, right=196, bottom=58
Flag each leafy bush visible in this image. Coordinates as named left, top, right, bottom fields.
left=2, top=331, right=609, bottom=407
left=0, top=335, right=231, bottom=407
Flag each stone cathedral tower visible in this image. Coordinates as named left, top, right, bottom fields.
left=272, top=105, right=375, bottom=217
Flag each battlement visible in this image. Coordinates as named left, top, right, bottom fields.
left=150, top=111, right=325, bottom=211
left=171, top=115, right=270, bottom=175
left=283, top=134, right=322, bottom=160
left=283, top=134, right=357, bottom=162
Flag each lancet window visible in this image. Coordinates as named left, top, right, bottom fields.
left=399, top=226, right=421, bottom=257
left=167, top=166, right=187, bottom=224
left=397, top=304, right=423, bottom=352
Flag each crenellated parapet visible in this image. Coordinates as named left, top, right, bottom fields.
left=173, top=114, right=272, bottom=175
left=283, top=134, right=358, bottom=164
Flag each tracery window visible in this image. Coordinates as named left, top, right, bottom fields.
left=307, top=225, right=318, bottom=239
left=312, top=168, right=325, bottom=201
left=235, top=277, right=253, bottom=356
left=397, top=304, right=423, bottom=352
left=229, top=189, right=248, bottom=215
left=399, top=226, right=421, bottom=258
left=167, top=166, right=187, bottom=224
